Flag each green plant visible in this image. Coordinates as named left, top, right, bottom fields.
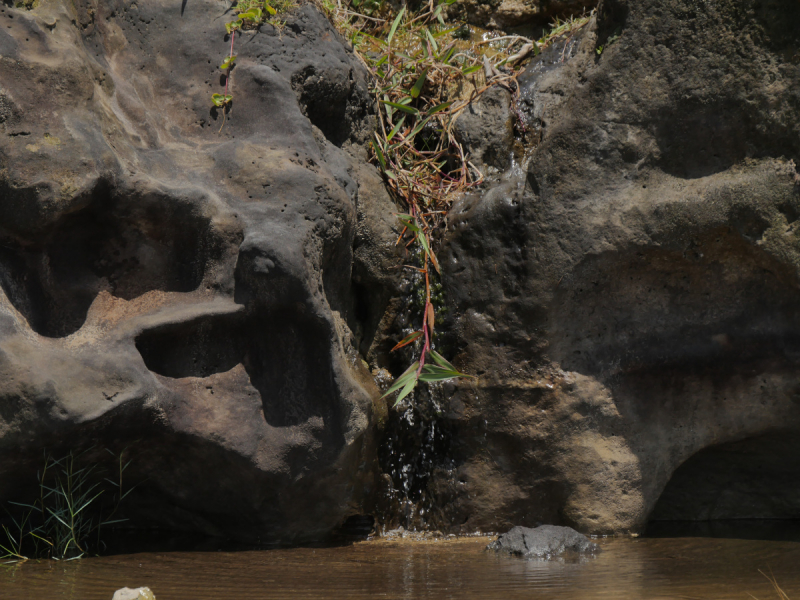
left=317, top=2, right=594, bottom=403
left=212, top=0, right=295, bottom=125
left=1, top=448, right=134, bottom=562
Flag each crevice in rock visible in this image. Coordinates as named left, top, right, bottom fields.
left=291, top=64, right=371, bottom=147
left=0, top=186, right=226, bottom=338
left=135, top=310, right=343, bottom=430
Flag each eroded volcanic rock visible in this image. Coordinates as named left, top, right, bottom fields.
left=0, top=0, right=399, bottom=542
left=406, top=0, right=800, bottom=534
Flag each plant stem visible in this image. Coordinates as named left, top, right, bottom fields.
left=224, top=28, right=235, bottom=99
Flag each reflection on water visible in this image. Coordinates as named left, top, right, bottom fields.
left=1, top=534, right=799, bottom=599
left=647, top=519, right=800, bottom=542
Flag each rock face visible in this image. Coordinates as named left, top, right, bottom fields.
left=2, top=0, right=800, bottom=543
left=0, top=0, right=399, bottom=542
left=488, top=525, right=600, bottom=557
left=418, top=0, right=800, bottom=534
left=449, top=0, right=596, bottom=29
left=454, top=86, right=515, bottom=175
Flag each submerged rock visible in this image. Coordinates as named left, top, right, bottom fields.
left=488, top=525, right=600, bottom=558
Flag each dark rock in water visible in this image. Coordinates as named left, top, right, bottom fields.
left=488, top=526, right=600, bottom=558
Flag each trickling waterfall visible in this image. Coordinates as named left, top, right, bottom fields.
left=376, top=387, right=456, bottom=534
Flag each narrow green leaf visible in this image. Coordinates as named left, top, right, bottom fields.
left=387, top=115, right=406, bottom=141
left=394, top=374, right=419, bottom=404
left=28, top=532, right=52, bottom=546
left=462, top=64, right=481, bottom=75
left=45, top=509, right=70, bottom=529
left=372, top=138, right=387, bottom=171
left=360, top=33, right=387, bottom=47
left=439, top=44, right=456, bottom=64
left=380, top=361, right=420, bottom=398
left=418, top=368, right=462, bottom=382
left=74, top=491, right=104, bottom=516
left=382, top=100, right=419, bottom=115
left=425, top=28, right=438, bottom=54
left=434, top=26, right=459, bottom=38
left=408, top=115, right=431, bottom=140
left=410, top=68, right=428, bottom=99
left=417, top=230, right=440, bottom=273
left=430, top=349, right=456, bottom=371
left=396, top=214, right=420, bottom=232
left=427, top=101, right=453, bottom=115
left=419, top=363, right=472, bottom=382
left=387, top=7, right=405, bottom=46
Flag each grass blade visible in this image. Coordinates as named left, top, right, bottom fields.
left=387, top=7, right=405, bottom=46
left=380, top=361, right=419, bottom=398
left=387, top=115, right=406, bottom=141
left=382, top=100, right=419, bottom=115
left=372, top=138, right=387, bottom=171
left=410, top=68, right=428, bottom=99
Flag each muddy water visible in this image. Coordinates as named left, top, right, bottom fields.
left=1, top=534, right=798, bottom=599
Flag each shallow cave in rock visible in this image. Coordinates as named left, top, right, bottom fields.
left=0, top=189, right=224, bottom=338
left=648, top=432, right=800, bottom=533
left=135, top=310, right=343, bottom=431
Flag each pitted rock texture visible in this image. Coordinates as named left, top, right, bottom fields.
left=0, top=0, right=400, bottom=542
left=487, top=525, right=600, bottom=557
left=454, top=85, right=515, bottom=175
left=411, top=0, right=800, bottom=534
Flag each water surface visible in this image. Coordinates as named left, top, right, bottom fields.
left=1, top=534, right=798, bottom=599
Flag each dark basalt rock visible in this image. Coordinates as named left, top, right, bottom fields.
left=3, top=0, right=800, bottom=544
left=377, top=0, right=800, bottom=536
left=0, top=0, right=400, bottom=543
left=488, top=525, right=600, bottom=558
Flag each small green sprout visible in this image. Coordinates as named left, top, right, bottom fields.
left=211, top=93, right=232, bottom=107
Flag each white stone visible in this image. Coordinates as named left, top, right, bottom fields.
left=111, top=587, right=156, bottom=600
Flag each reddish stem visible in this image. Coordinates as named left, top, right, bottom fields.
left=417, top=269, right=431, bottom=378
left=224, top=29, right=236, bottom=98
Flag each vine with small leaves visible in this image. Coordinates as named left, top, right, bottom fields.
left=212, top=0, right=281, bottom=130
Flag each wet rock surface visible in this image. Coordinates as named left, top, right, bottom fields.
left=0, top=0, right=399, bottom=542
left=488, top=525, right=600, bottom=557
